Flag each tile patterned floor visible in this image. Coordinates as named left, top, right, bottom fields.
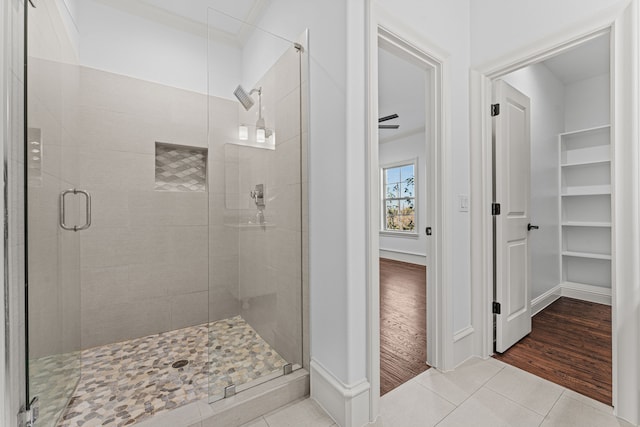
left=237, top=361, right=635, bottom=427
left=32, top=316, right=286, bottom=427
left=377, top=357, right=635, bottom=427
left=237, top=399, right=337, bottom=427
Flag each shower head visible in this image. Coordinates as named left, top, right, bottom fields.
left=233, top=85, right=260, bottom=111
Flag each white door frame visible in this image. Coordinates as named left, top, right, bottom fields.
left=470, top=1, right=640, bottom=423
left=366, top=2, right=452, bottom=421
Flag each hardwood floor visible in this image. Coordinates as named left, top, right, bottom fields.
left=494, top=297, right=612, bottom=405
left=380, top=258, right=430, bottom=395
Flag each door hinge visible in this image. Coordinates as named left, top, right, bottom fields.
left=491, top=203, right=501, bottom=216
left=492, top=302, right=501, bottom=315
left=491, top=103, right=500, bottom=116
left=19, top=397, right=39, bottom=427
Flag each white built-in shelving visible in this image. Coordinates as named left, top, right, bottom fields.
left=559, top=124, right=612, bottom=288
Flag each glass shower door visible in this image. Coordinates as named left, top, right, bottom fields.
left=207, top=8, right=304, bottom=401
left=25, top=2, right=82, bottom=426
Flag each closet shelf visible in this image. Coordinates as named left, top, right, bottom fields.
left=559, top=124, right=611, bottom=137
left=562, top=251, right=611, bottom=261
left=561, top=159, right=610, bottom=168
left=561, top=185, right=611, bottom=196
left=562, top=221, right=612, bottom=228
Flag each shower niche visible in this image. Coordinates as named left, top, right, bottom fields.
left=154, top=142, right=208, bottom=192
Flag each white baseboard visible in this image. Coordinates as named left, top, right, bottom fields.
left=531, top=282, right=611, bottom=317
left=379, top=249, right=427, bottom=266
left=310, top=359, right=370, bottom=427
left=531, top=284, right=562, bottom=316
left=560, top=282, right=612, bottom=306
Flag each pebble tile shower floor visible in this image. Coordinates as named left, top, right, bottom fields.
left=48, top=316, right=286, bottom=427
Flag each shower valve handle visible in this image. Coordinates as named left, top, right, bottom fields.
left=250, top=184, right=266, bottom=207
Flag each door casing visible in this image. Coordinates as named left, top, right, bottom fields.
left=366, top=1, right=452, bottom=422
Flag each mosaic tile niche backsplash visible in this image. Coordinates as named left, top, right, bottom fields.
left=155, top=142, right=207, bottom=192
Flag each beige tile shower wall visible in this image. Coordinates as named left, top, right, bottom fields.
left=78, top=67, right=238, bottom=349
left=236, top=46, right=303, bottom=366
left=208, top=105, right=241, bottom=323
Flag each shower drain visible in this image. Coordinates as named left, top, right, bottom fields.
left=171, top=360, right=189, bottom=369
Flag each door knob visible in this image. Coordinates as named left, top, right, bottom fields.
left=527, top=223, right=539, bottom=231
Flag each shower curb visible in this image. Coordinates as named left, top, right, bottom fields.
left=136, top=369, right=309, bottom=427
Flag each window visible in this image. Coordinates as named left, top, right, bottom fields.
left=381, top=161, right=416, bottom=233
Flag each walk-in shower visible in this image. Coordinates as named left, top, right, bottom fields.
left=24, top=3, right=307, bottom=426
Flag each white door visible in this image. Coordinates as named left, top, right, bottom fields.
left=493, top=80, right=532, bottom=353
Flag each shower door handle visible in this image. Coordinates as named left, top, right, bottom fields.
left=60, top=189, right=92, bottom=232
left=75, top=190, right=92, bottom=231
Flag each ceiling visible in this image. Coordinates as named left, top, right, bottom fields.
left=378, top=46, right=428, bottom=144
left=95, top=0, right=269, bottom=46
left=542, top=34, right=610, bottom=84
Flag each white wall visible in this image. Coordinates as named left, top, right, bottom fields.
left=565, top=74, right=611, bottom=131
left=470, top=0, right=627, bottom=67
left=373, top=0, right=473, bottom=354
left=379, top=134, right=428, bottom=262
left=502, top=63, right=565, bottom=301
left=78, top=0, right=241, bottom=97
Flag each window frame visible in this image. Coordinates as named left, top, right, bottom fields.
left=380, top=158, right=418, bottom=237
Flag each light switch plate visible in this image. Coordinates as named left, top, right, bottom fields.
left=458, top=194, right=469, bottom=212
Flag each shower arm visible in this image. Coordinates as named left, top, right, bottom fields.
left=251, top=87, right=263, bottom=122
left=253, top=88, right=270, bottom=138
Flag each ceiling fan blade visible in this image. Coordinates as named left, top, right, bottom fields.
left=378, top=113, right=399, bottom=123
left=378, top=124, right=400, bottom=129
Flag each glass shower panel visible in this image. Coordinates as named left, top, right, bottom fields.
left=26, top=2, right=82, bottom=426
left=27, top=3, right=213, bottom=425
left=207, top=9, right=303, bottom=401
